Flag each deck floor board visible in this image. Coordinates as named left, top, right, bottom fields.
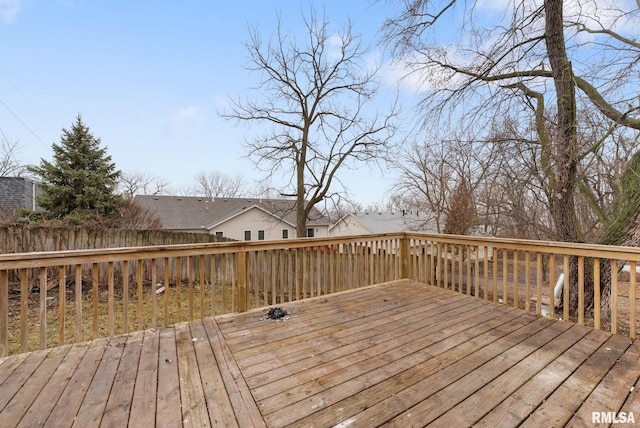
left=0, top=280, right=638, bottom=427
left=102, top=330, right=144, bottom=428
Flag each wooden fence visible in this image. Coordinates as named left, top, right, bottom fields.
left=0, top=226, right=229, bottom=290
left=0, top=226, right=227, bottom=254
left=0, top=232, right=639, bottom=356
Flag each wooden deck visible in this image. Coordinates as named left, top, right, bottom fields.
left=1, top=280, right=639, bottom=427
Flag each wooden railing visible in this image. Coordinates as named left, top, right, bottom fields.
left=403, top=233, right=640, bottom=339
left=0, top=232, right=639, bottom=356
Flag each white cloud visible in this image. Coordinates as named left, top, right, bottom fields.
left=382, top=49, right=467, bottom=95
left=170, top=106, right=204, bottom=134
left=0, top=0, right=28, bottom=23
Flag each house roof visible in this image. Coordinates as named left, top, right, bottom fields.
left=133, top=195, right=330, bottom=231
left=331, top=211, right=438, bottom=234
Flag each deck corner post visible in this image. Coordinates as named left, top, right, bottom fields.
left=400, top=234, right=411, bottom=280
left=237, top=250, right=248, bottom=312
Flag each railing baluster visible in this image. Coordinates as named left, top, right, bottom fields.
left=492, top=250, right=498, bottom=303
left=309, top=248, right=315, bottom=297
left=459, top=245, right=463, bottom=293
left=536, top=253, right=542, bottom=316
left=214, top=254, right=218, bottom=317
left=1, top=270, right=8, bottom=357
left=369, top=240, right=375, bottom=286
left=549, top=254, right=556, bottom=319
left=231, top=253, right=238, bottom=310
left=59, top=266, right=66, bottom=347
left=263, top=251, right=269, bottom=306
left=123, top=260, right=130, bottom=332
left=20, top=269, right=28, bottom=353
left=151, top=258, right=158, bottom=328
left=524, top=251, right=531, bottom=312
left=594, top=258, right=601, bottom=330
left=75, top=264, right=82, bottom=342
left=483, top=247, right=489, bottom=301
left=502, top=250, right=508, bottom=306
left=188, top=256, right=194, bottom=321
left=630, top=261, right=637, bottom=340
left=474, top=246, right=480, bottom=299
left=40, top=266, right=48, bottom=349
left=513, top=250, right=519, bottom=309
left=108, top=261, right=115, bottom=336
left=200, top=255, right=205, bottom=317
left=466, top=246, right=472, bottom=296
left=578, top=256, right=584, bottom=325
left=163, top=257, right=170, bottom=325
left=444, top=243, right=449, bottom=290
left=277, top=250, right=284, bottom=304
left=137, top=260, right=144, bottom=329
left=611, top=259, right=618, bottom=335
left=450, top=244, right=456, bottom=291
left=176, top=257, right=183, bottom=322
left=237, top=250, right=247, bottom=312
left=221, top=253, right=227, bottom=313
left=563, top=255, right=570, bottom=321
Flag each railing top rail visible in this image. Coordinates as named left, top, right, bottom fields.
left=404, top=232, right=640, bottom=261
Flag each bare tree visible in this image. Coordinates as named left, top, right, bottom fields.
left=383, top=0, right=640, bottom=312
left=223, top=8, right=398, bottom=237
left=392, top=139, right=453, bottom=233
left=0, top=131, right=27, bottom=176
left=113, top=200, right=163, bottom=230
left=444, top=180, right=477, bottom=235
left=118, top=170, right=169, bottom=200
left=193, top=170, right=244, bottom=198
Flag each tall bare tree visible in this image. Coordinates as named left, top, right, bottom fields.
left=392, top=139, right=453, bottom=233
left=193, top=170, right=244, bottom=198
left=118, top=170, right=169, bottom=200
left=383, top=0, right=640, bottom=312
left=444, top=180, right=477, bottom=235
left=224, top=8, right=398, bottom=237
left=0, top=131, right=27, bottom=176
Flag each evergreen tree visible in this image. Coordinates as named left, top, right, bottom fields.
left=29, top=115, right=121, bottom=220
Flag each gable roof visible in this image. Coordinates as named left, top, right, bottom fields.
left=133, top=195, right=330, bottom=231
left=331, top=211, right=438, bottom=234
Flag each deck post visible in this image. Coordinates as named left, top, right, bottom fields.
left=400, top=234, right=411, bottom=280
left=237, top=250, right=248, bottom=312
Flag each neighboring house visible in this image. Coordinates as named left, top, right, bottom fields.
left=133, top=195, right=330, bottom=241
left=0, top=177, right=42, bottom=211
left=330, top=211, right=438, bottom=236
left=330, top=211, right=493, bottom=260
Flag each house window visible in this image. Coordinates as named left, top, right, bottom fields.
left=258, top=230, right=265, bottom=240
left=306, top=228, right=315, bottom=237
left=244, top=230, right=251, bottom=240
left=215, top=231, right=223, bottom=238
left=282, top=229, right=289, bottom=239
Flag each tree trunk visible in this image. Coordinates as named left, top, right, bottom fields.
left=296, top=162, right=307, bottom=238
left=296, top=131, right=308, bottom=238
left=544, top=0, right=583, bottom=312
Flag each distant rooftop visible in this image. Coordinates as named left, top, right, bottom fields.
left=133, top=195, right=330, bottom=230
left=334, top=211, right=438, bottom=234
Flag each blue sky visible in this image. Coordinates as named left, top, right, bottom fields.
left=0, top=0, right=409, bottom=206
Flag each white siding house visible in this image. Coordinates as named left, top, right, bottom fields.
left=134, top=196, right=330, bottom=241
left=330, top=211, right=438, bottom=236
